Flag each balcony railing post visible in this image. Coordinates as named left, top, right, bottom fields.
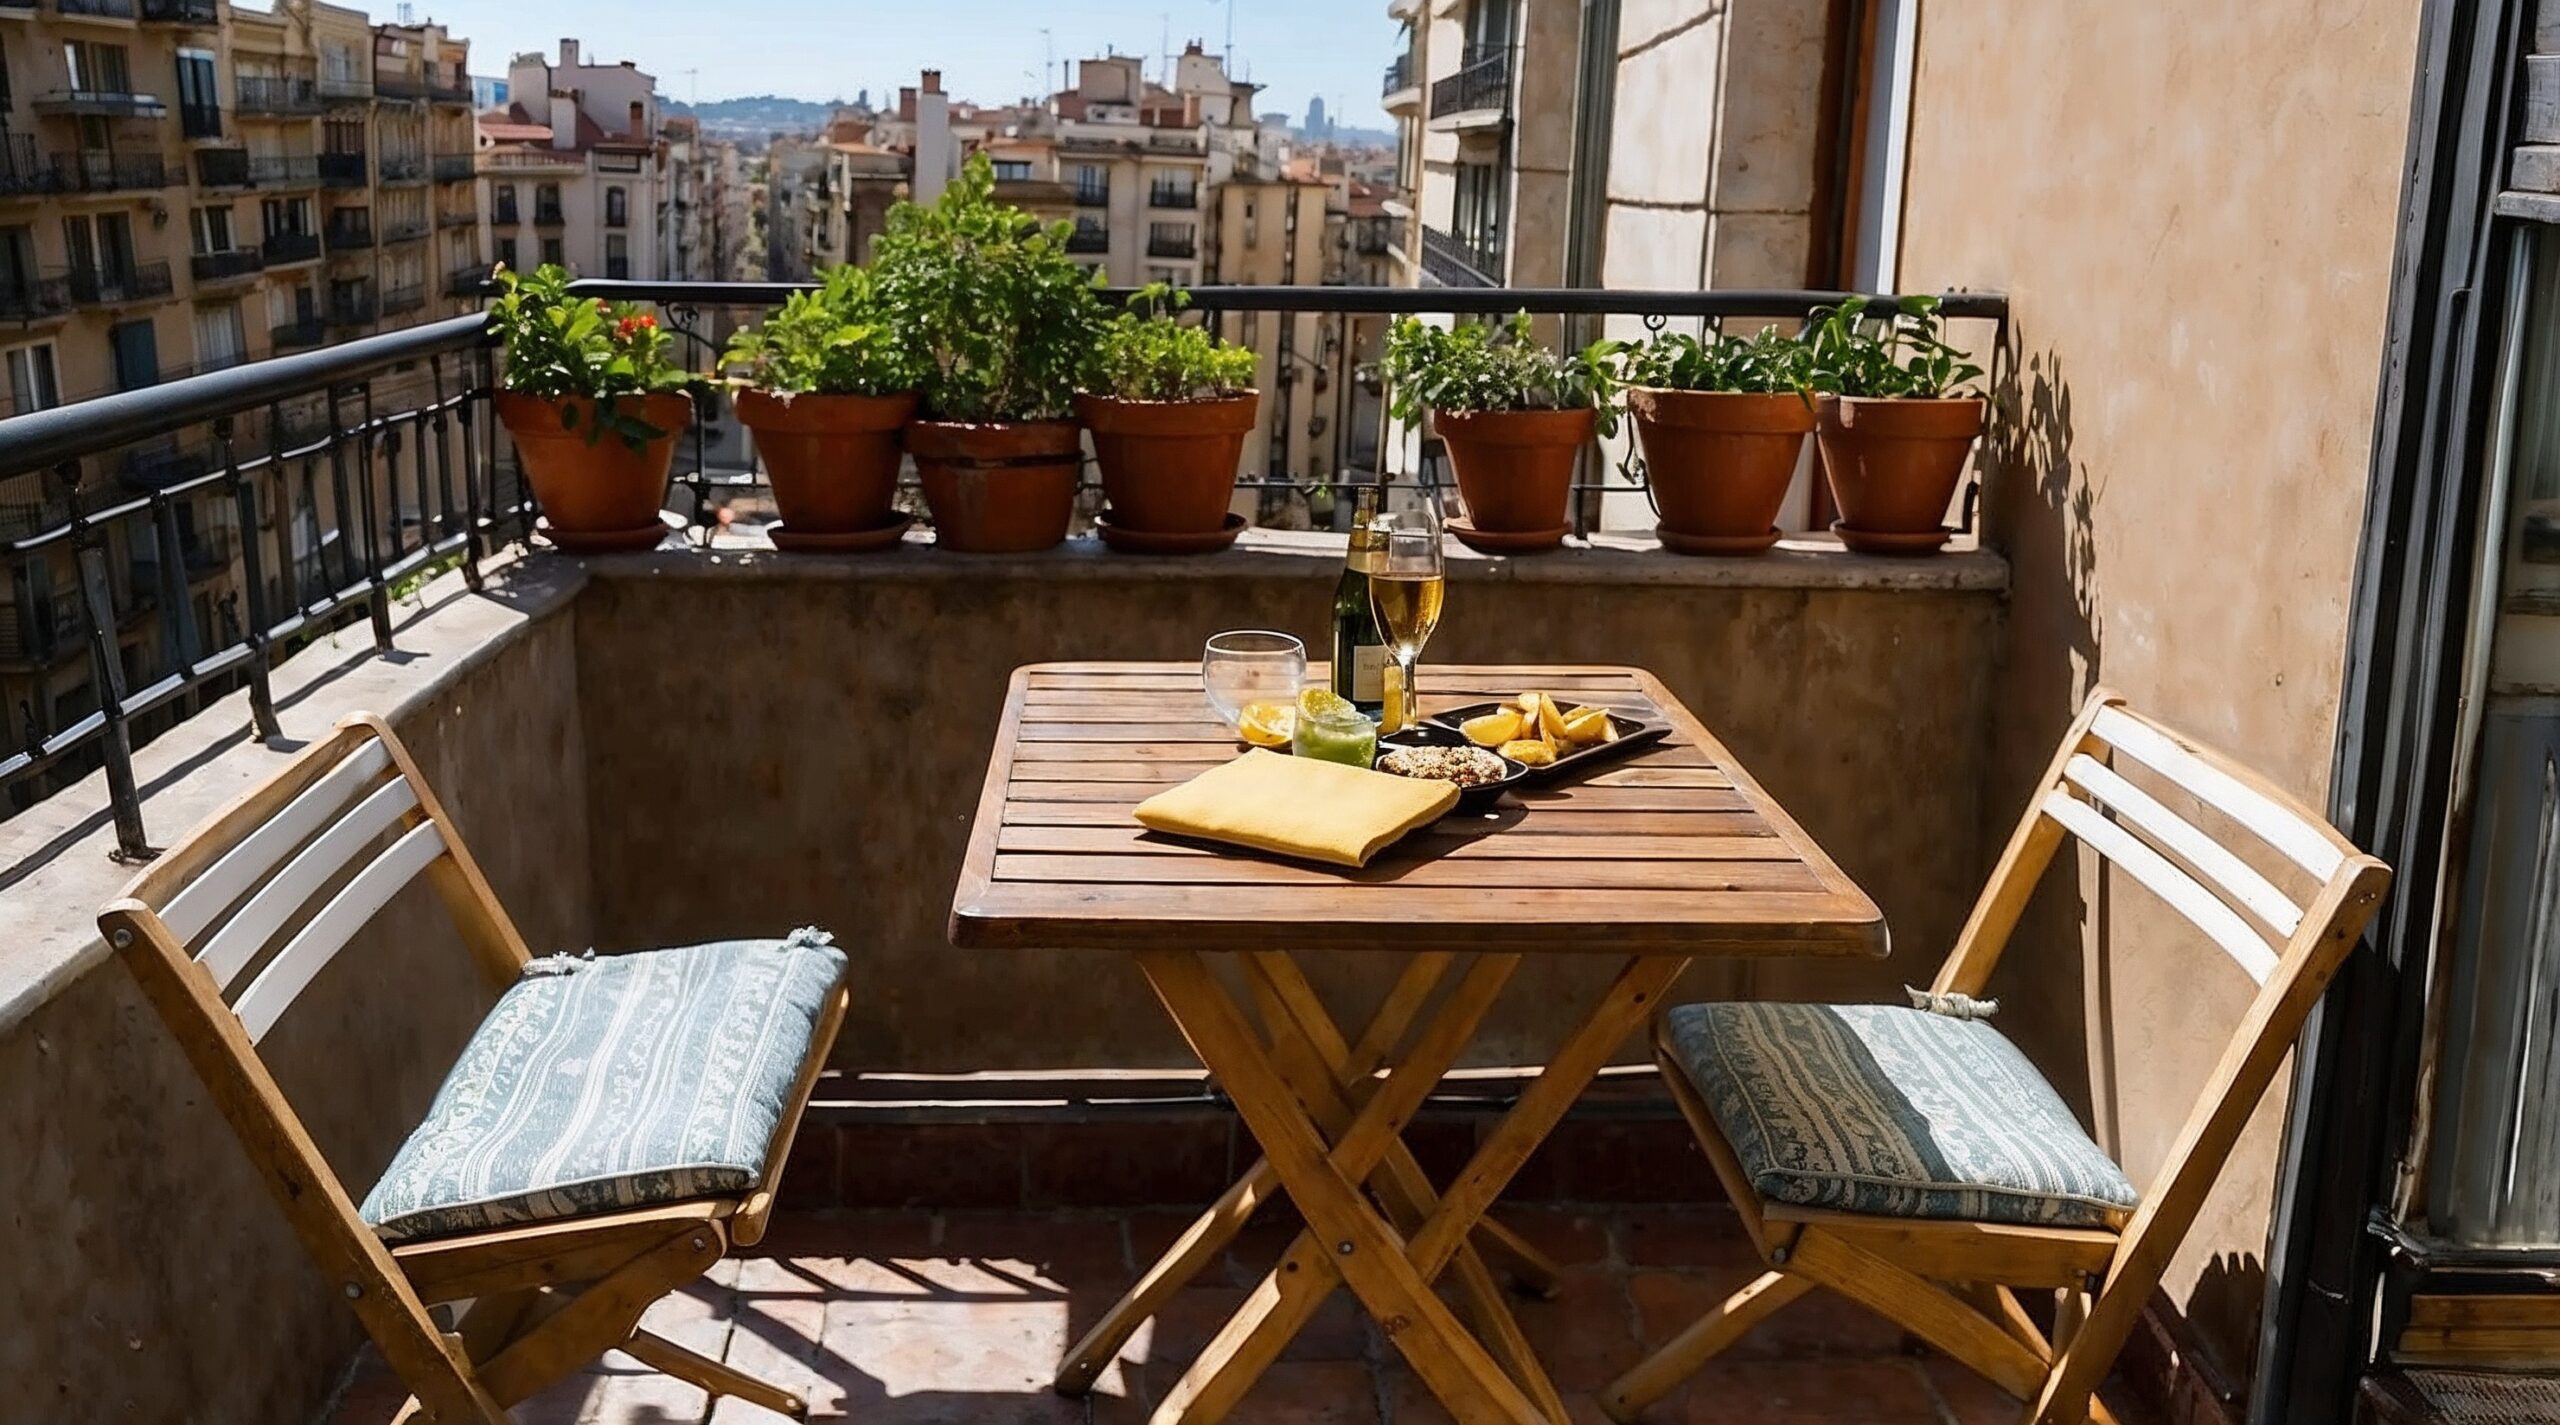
left=56, top=459, right=153, bottom=860
left=449, top=356, right=486, bottom=589
left=353, top=385, right=393, bottom=650
left=212, top=415, right=281, bottom=742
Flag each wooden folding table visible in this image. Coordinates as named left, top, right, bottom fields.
left=949, top=662, right=1886, bottom=1425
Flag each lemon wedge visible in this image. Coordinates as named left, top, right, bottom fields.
left=1562, top=707, right=1614, bottom=746
left=1237, top=700, right=1296, bottom=749
left=1298, top=686, right=1356, bottom=721
left=1461, top=710, right=1524, bottom=747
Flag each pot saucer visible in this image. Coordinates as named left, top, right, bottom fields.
left=1447, top=516, right=1570, bottom=555
left=1657, top=524, right=1782, bottom=556
left=1832, top=521, right=1954, bottom=555
left=536, top=517, right=672, bottom=554
left=1095, top=512, right=1248, bottom=555
left=771, top=512, right=914, bottom=553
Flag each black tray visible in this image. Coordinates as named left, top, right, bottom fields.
left=1423, top=699, right=1672, bottom=781
left=1373, top=724, right=1533, bottom=814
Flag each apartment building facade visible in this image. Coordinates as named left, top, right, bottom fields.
left=661, top=115, right=745, bottom=282
left=476, top=39, right=664, bottom=284
left=0, top=0, right=480, bottom=802
left=1053, top=54, right=1210, bottom=287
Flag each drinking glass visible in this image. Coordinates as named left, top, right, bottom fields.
left=1368, top=501, right=1447, bottom=731
left=1201, top=630, right=1306, bottom=729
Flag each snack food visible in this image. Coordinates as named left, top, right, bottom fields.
left=1467, top=691, right=1623, bottom=761
left=1377, top=743, right=1512, bottom=788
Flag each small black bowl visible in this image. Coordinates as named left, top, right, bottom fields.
left=1373, top=725, right=1531, bottom=814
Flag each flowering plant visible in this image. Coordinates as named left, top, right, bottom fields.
left=488, top=263, right=694, bottom=446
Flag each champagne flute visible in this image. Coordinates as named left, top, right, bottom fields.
left=1201, top=630, right=1307, bottom=732
left=1368, top=501, right=1446, bottom=732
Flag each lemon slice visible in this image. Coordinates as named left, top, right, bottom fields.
left=1298, top=686, right=1356, bottom=721
left=1237, top=700, right=1296, bottom=748
left=1460, top=710, right=1524, bottom=747
left=1562, top=708, right=1613, bottom=746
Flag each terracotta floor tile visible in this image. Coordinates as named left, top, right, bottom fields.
left=1506, top=1267, right=1643, bottom=1391
left=1920, top=1353, right=2032, bottom=1425
left=1117, top=1283, right=1373, bottom=1368
left=1382, top=1369, right=1617, bottom=1425
left=1625, top=1269, right=1907, bottom=1362
left=1668, top=1357, right=1943, bottom=1424
left=813, top=1283, right=1088, bottom=1424
left=1614, top=1207, right=1755, bottom=1271
left=1486, top=1205, right=1618, bottom=1271
left=931, top=1210, right=1134, bottom=1289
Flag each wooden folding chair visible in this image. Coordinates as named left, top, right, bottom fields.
left=1601, top=689, right=2390, bottom=1425
left=96, top=714, right=848, bottom=1424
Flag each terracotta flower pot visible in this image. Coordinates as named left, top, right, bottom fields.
left=736, top=388, right=918, bottom=545
left=906, top=418, right=1085, bottom=553
left=495, top=391, right=690, bottom=552
left=1075, top=391, right=1259, bottom=537
left=1629, top=388, right=1816, bottom=553
left=1432, top=407, right=1594, bottom=537
left=1815, top=394, right=1986, bottom=552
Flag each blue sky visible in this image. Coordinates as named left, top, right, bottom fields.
left=399, top=0, right=1404, bottom=129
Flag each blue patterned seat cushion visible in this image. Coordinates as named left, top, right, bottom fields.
left=1662, top=1001, right=2138, bottom=1229
left=359, top=929, right=847, bottom=1244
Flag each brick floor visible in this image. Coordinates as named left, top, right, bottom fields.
left=320, top=1206, right=2160, bottom=1425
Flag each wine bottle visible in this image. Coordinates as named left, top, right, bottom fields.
left=1331, top=486, right=1388, bottom=714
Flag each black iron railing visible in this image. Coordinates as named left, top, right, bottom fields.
left=380, top=282, right=425, bottom=314
left=235, top=76, right=322, bottom=116
left=1384, top=54, right=1415, bottom=98
left=319, top=151, right=367, bottom=187
left=374, top=73, right=427, bottom=101
left=1430, top=46, right=1513, bottom=119
left=190, top=248, right=263, bottom=283
left=1149, top=184, right=1198, bottom=211
left=1420, top=224, right=1501, bottom=287
left=379, top=153, right=427, bottom=184
left=139, top=0, right=217, bottom=20
left=0, top=135, right=56, bottom=196
left=54, top=151, right=168, bottom=193
left=68, top=260, right=174, bottom=306
left=1073, top=181, right=1108, bottom=208
left=180, top=103, right=223, bottom=140
left=248, top=153, right=321, bottom=187
left=380, top=215, right=428, bottom=243
left=55, top=0, right=137, bottom=17
left=268, top=315, right=324, bottom=349
left=533, top=202, right=564, bottom=226
left=1066, top=225, right=1109, bottom=255
left=433, top=153, right=473, bottom=183
left=1147, top=232, right=1198, bottom=259
left=0, top=280, right=2007, bottom=856
left=445, top=264, right=487, bottom=297
left=325, top=213, right=373, bottom=250
left=437, top=206, right=474, bottom=229
left=0, top=274, right=73, bottom=322
left=33, top=91, right=166, bottom=120
left=195, top=147, right=250, bottom=187
left=261, top=229, right=321, bottom=264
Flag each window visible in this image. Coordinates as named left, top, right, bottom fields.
left=324, top=117, right=365, bottom=156
left=64, top=211, right=136, bottom=278
left=176, top=49, right=220, bottom=138
left=1073, top=164, right=1107, bottom=204
left=604, top=233, right=628, bottom=280
left=495, top=236, right=517, bottom=270
left=190, top=205, right=234, bottom=256
left=265, top=280, right=311, bottom=328
left=64, top=41, right=131, bottom=95
left=259, top=196, right=313, bottom=238
left=0, top=226, right=37, bottom=295
left=107, top=319, right=157, bottom=391
left=5, top=343, right=59, bottom=416
left=493, top=183, right=517, bottom=224
left=604, top=186, right=627, bottom=228
left=535, top=182, right=561, bottom=220
left=192, top=302, right=244, bottom=371
left=540, top=236, right=562, bottom=268
left=1148, top=264, right=1183, bottom=285
left=321, top=42, right=359, bottom=88
left=991, top=159, right=1032, bottom=181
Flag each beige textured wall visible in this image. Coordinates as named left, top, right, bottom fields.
left=0, top=568, right=592, bottom=1424
left=572, top=546, right=2005, bottom=1074
left=1893, top=0, right=2422, bottom=1388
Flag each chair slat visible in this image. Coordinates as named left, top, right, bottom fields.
left=2089, top=708, right=2346, bottom=879
left=234, top=820, right=448, bottom=1043
left=198, top=774, right=421, bottom=991
left=161, top=741, right=394, bottom=945
left=2041, top=790, right=2282, bottom=983
left=2061, top=754, right=2305, bottom=936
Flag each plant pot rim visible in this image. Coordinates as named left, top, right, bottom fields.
left=1818, top=392, right=1987, bottom=407
left=735, top=386, right=918, bottom=404
left=1075, top=390, right=1262, bottom=409
left=496, top=389, right=693, bottom=408
left=1430, top=404, right=1597, bottom=422
left=1630, top=385, right=1814, bottom=401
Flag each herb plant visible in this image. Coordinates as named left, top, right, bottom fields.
left=1086, top=285, right=1259, bottom=402
left=1804, top=295, right=1984, bottom=399
left=721, top=264, right=921, bottom=397
left=868, top=153, right=1104, bottom=423
left=1381, top=312, right=1621, bottom=435
left=1621, top=323, right=1812, bottom=396
left=488, top=263, right=693, bottom=447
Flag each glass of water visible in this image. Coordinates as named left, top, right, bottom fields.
left=1201, top=630, right=1307, bottom=729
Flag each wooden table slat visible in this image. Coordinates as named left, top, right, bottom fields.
left=998, top=802, right=1776, bottom=835
left=989, top=852, right=1825, bottom=892
left=997, top=825, right=1791, bottom=862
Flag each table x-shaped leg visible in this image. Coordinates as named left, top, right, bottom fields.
left=1146, top=950, right=1693, bottom=1425
left=1052, top=951, right=1562, bottom=1398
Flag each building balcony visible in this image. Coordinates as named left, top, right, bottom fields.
left=261, top=229, right=321, bottom=264
left=1419, top=223, right=1502, bottom=287
left=318, top=151, right=367, bottom=187
left=483, top=149, right=583, bottom=174
left=0, top=135, right=59, bottom=196
left=1383, top=53, right=1419, bottom=109
left=491, top=200, right=519, bottom=225
left=1073, top=183, right=1109, bottom=208
left=436, top=205, right=474, bottom=229
left=432, top=153, right=473, bottom=183
left=0, top=272, right=73, bottom=322
left=137, top=0, right=217, bottom=21
left=52, top=0, right=138, bottom=18
left=67, top=259, right=173, bottom=306
left=1065, top=225, right=1109, bottom=255
left=533, top=202, right=564, bottom=227
left=189, top=247, right=263, bottom=284
left=318, top=74, right=371, bottom=102
left=373, top=72, right=427, bottom=101
left=234, top=75, right=322, bottom=117
left=268, top=313, right=324, bottom=348
left=325, top=287, right=373, bottom=325
left=379, top=281, right=424, bottom=314
left=324, top=215, right=373, bottom=251
left=444, top=262, right=486, bottom=297
left=1146, top=233, right=1196, bottom=260
left=378, top=154, right=427, bottom=185
left=1148, top=184, right=1198, bottom=211
left=179, top=102, right=221, bottom=140
left=430, top=69, right=472, bottom=105
left=248, top=154, right=322, bottom=188
left=0, top=597, right=82, bottom=669
left=33, top=90, right=168, bottom=120
left=1429, top=45, right=1514, bottom=125
left=193, top=146, right=249, bottom=187
left=380, top=216, right=428, bottom=244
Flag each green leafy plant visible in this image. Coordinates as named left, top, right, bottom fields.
left=1621, top=323, right=1812, bottom=396
left=487, top=263, right=692, bottom=447
left=721, top=264, right=921, bottom=396
left=1086, top=285, right=1259, bottom=402
left=1381, top=312, right=1621, bottom=435
left=868, top=153, right=1104, bottom=423
left=1804, top=295, right=1984, bottom=399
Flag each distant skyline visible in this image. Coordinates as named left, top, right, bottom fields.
left=386, top=0, right=1403, bottom=130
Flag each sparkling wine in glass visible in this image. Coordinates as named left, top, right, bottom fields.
left=1201, top=630, right=1307, bottom=730
left=1369, top=502, right=1446, bottom=731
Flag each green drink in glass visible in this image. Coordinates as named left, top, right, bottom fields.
left=1292, top=689, right=1379, bottom=767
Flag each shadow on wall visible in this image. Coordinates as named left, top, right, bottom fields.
left=1977, top=326, right=2109, bottom=1116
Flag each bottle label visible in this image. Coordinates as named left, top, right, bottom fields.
left=1351, top=644, right=1387, bottom=702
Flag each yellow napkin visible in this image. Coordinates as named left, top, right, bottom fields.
left=1134, top=749, right=1459, bottom=868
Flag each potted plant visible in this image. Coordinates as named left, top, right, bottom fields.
left=723, top=265, right=923, bottom=552
left=1622, top=325, right=1816, bottom=555
left=1804, top=295, right=1986, bottom=554
left=489, top=264, right=696, bottom=552
left=1074, top=285, right=1261, bottom=554
left=869, top=153, right=1103, bottom=553
left=1381, top=312, right=1619, bottom=553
